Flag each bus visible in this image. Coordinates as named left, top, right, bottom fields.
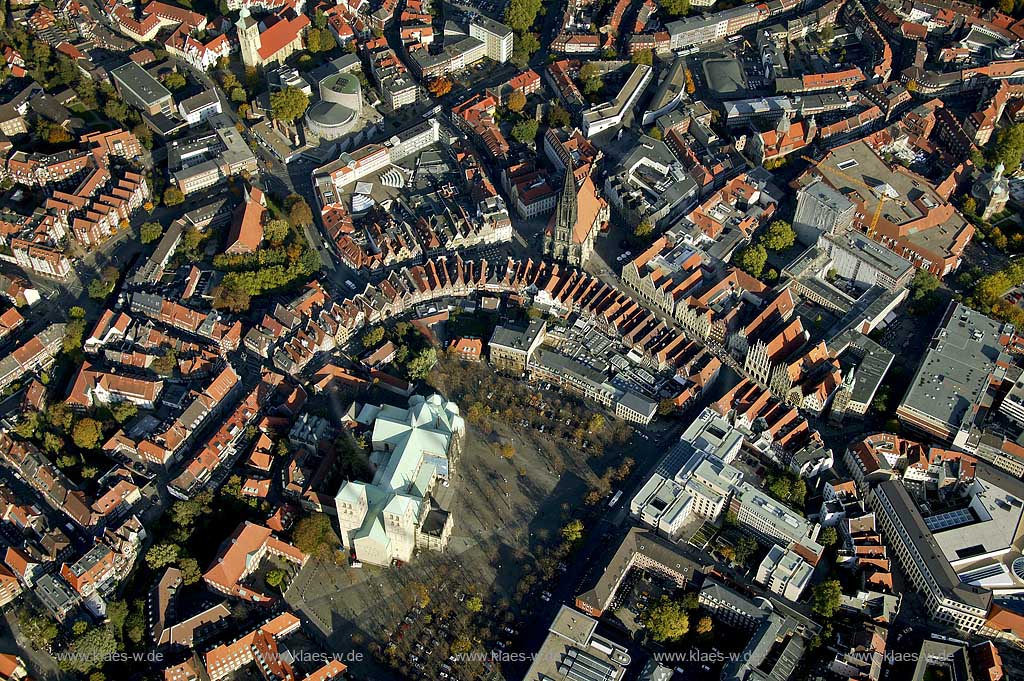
left=608, top=490, right=623, bottom=508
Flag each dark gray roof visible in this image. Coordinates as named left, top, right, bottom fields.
left=178, top=89, right=219, bottom=115
left=575, top=528, right=713, bottom=614
left=489, top=319, right=545, bottom=352
left=112, top=61, right=172, bottom=107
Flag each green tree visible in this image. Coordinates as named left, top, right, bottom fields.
left=140, top=221, right=163, bottom=244
left=466, top=595, right=483, bottom=612
left=230, top=87, right=247, bottom=104
left=990, top=123, right=1024, bottom=174
left=450, top=635, right=472, bottom=654
left=48, top=402, right=74, bottom=433
left=579, top=62, right=603, bottom=95
left=547, top=103, right=571, bottom=128
left=87, top=278, right=114, bottom=301
left=72, top=417, right=103, bottom=450
left=641, top=597, right=689, bottom=642
left=170, top=490, right=213, bottom=529
left=910, top=269, right=940, bottom=302
left=111, top=402, right=138, bottom=424
left=103, top=98, right=129, bottom=123
left=162, top=71, right=186, bottom=90
left=292, top=513, right=341, bottom=559
left=106, top=600, right=128, bottom=640
left=151, top=349, right=177, bottom=376
left=561, top=519, right=585, bottom=544
left=631, top=49, right=653, bottom=66
left=819, top=526, right=839, bottom=547
left=212, top=282, right=251, bottom=313
left=735, top=244, right=768, bottom=278
left=662, top=0, right=690, bottom=15
left=505, top=0, right=542, bottom=33
left=179, top=557, right=202, bottom=585
left=63, top=318, right=87, bottom=354
left=124, top=610, right=146, bottom=644
left=163, top=187, right=185, bottom=207
left=18, top=607, right=58, bottom=649
left=61, top=626, right=117, bottom=673
left=411, top=582, right=431, bottom=608
left=265, top=569, right=287, bottom=590
left=791, top=478, right=807, bottom=508
left=264, top=218, right=290, bottom=244
left=811, top=579, right=843, bottom=618
left=734, top=536, right=758, bottom=565
left=511, top=32, right=540, bottom=67
left=43, top=434, right=63, bottom=457
left=362, top=327, right=386, bottom=348
left=14, top=411, right=39, bottom=439
left=146, top=543, right=181, bottom=570
left=407, top=347, right=438, bottom=379
left=287, top=194, right=314, bottom=227
left=760, top=220, right=795, bottom=251
left=512, top=118, right=539, bottom=144
left=270, top=87, right=310, bottom=123
left=634, top=220, right=653, bottom=239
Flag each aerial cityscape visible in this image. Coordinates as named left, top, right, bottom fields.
left=1, top=0, right=1024, bottom=678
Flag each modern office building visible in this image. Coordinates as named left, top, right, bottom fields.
left=468, top=16, right=513, bottom=63
left=756, top=545, right=813, bottom=600
left=111, top=62, right=174, bottom=116
left=630, top=408, right=744, bottom=538
left=523, top=606, right=630, bottom=681
left=168, top=114, right=258, bottom=194
left=868, top=479, right=992, bottom=632
left=896, top=302, right=1013, bottom=451
left=581, top=64, right=652, bottom=136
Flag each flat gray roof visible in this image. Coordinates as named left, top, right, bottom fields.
left=472, top=15, right=513, bottom=38
left=648, top=57, right=688, bottom=112
left=112, top=61, right=172, bottom=106
left=899, top=301, right=1009, bottom=433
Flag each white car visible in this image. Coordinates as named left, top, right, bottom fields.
left=344, top=280, right=357, bottom=290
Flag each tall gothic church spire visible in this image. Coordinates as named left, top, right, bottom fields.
left=554, top=164, right=577, bottom=243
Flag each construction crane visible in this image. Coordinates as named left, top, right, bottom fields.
left=801, top=155, right=908, bottom=238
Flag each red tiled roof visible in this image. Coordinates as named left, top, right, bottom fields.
left=257, top=13, right=310, bottom=60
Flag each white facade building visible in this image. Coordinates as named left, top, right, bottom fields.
left=755, top=545, right=813, bottom=600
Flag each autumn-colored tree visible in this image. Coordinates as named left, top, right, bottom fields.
left=506, top=90, right=527, bottom=113
left=428, top=77, right=452, bottom=97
